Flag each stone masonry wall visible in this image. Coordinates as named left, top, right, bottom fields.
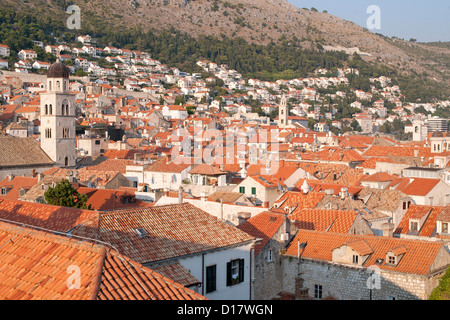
left=281, top=257, right=441, bottom=300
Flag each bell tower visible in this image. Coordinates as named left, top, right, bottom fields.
left=40, top=60, right=76, bottom=167
left=278, top=95, right=288, bottom=128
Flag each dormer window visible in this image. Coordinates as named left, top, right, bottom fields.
left=332, top=239, right=373, bottom=266
left=438, top=221, right=449, bottom=234
left=409, top=220, right=419, bottom=232
left=0, top=187, right=7, bottom=195
left=443, top=222, right=448, bottom=234
left=388, top=255, right=396, bottom=265
left=386, top=246, right=406, bottom=266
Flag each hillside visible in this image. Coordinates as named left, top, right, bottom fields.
left=1, top=0, right=449, bottom=91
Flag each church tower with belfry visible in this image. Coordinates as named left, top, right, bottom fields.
left=278, top=95, right=288, bottom=128
left=40, top=60, right=76, bottom=167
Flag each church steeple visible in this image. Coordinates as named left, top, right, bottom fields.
left=40, top=60, right=76, bottom=168
left=46, top=59, right=70, bottom=93
left=278, top=95, right=288, bottom=128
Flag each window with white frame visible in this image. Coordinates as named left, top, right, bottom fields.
left=226, top=259, right=244, bottom=286
left=410, top=220, right=419, bottom=232
left=314, top=284, right=323, bottom=299
left=267, top=249, right=273, bottom=262
left=388, top=255, right=396, bottom=265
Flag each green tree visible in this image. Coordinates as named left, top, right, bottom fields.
left=75, top=69, right=88, bottom=76
left=429, top=267, right=450, bottom=300
left=350, top=119, right=362, bottom=132
left=44, top=179, right=92, bottom=209
left=174, top=95, right=186, bottom=105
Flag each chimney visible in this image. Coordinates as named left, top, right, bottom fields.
left=201, top=192, right=207, bottom=202
left=295, top=277, right=309, bottom=300
left=414, top=149, right=419, bottom=158
left=340, top=187, right=348, bottom=200
left=38, top=173, right=44, bottom=182
left=301, top=180, right=309, bottom=194
left=166, top=154, right=172, bottom=163
left=263, top=201, right=269, bottom=208
left=7, top=174, right=14, bottom=181
left=31, top=169, right=36, bottom=177
left=381, top=222, right=395, bottom=237
left=178, top=186, right=183, bottom=204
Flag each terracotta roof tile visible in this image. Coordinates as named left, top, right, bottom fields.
left=288, top=208, right=359, bottom=234
left=285, top=230, right=446, bottom=276
left=0, top=198, right=97, bottom=234
left=400, top=178, right=441, bottom=196
left=394, top=205, right=446, bottom=237
left=0, top=176, right=38, bottom=201
left=237, top=212, right=287, bottom=255
left=152, top=263, right=200, bottom=288
left=0, top=135, right=54, bottom=168
left=273, top=191, right=324, bottom=212
left=75, top=203, right=255, bottom=264
left=345, top=239, right=373, bottom=256
left=0, top=221, right=206, bottom=300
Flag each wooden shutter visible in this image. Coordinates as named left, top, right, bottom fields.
left=239, top=259, right=244, bottom=283
left=226, top=261, right=232, bottom=286
left=206, top=265, right=216, bottom=293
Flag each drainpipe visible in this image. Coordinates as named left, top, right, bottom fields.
left=249, top=246, right=253, bottom=300
left=202, top=253, right=205, bottom=296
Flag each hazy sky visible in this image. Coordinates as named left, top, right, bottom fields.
left=288, top=0, right=450, bottom=42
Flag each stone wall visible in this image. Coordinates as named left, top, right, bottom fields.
left=281, top=257, right=444, bottom=300
left=253, top=219, right=297, bottom=300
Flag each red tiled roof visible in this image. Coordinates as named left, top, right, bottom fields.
left=345, top=239, right=374, bottom=256
left=400, top=178, right=441, bottom=196
left=103, top=149, right=140, bottom=160
left=152, top=262, right=200, bottom=288
left=76, top=203, right=255, bottom=264
left=360, top=172, right=395, bottom=182
left=285, top=230, right=446, bottom=276
left=0, top=176, right=38, bottom=200
left=144, top=157, right=191, bottom=173
left=301, top=147, right=364, bottom=163
left=0, top=198, right=97, bottom=233
left=273, top=191, right=324, bottom=212
left=0, top=221, right=206, bottom=300
left=86, top=159, right=135, bottom=174
left=363, top=145, right=432, bottom=158
left=288, top=208, right=359, bottom=234
left=82, top=188, right=151, bottom=211
left=250, top=175, right=286, bottom=188
left=188, top=164, right=225, bottom=175
left=296, top=162, right=365, bottom=187
left=358, top=157, right=397, bottom=169
left=394, top=205, right=447, bottom=237
left=237, top=212, right=287, bottom=256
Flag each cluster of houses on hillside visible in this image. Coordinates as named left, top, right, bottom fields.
left=1, top=35, right=449, bottom=139
left=0, top=42, right=449, bottom=301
